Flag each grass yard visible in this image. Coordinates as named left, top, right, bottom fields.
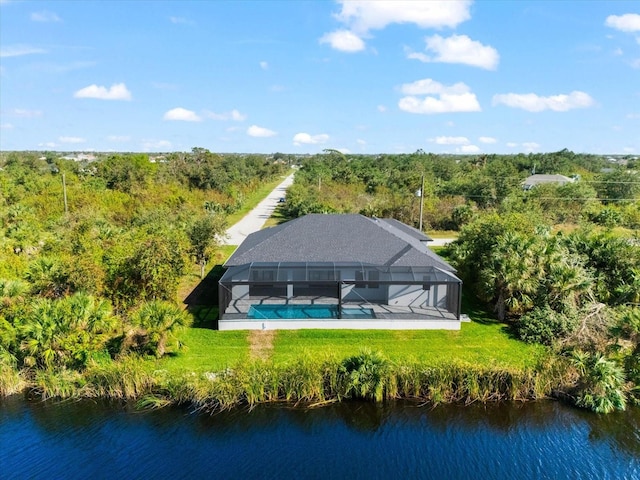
left=163, top=295, right=545, bottom=373
left=161, top=320, right=544, bottom=374
left=268, top=322, right=544, bottom=369
left=157, top=329, right=249, bottom=374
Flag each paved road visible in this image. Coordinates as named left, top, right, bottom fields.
left=428, top=237, right=457, bottom=247
left=223, top=172, right=295, bottom=246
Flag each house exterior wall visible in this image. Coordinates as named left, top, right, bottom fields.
left=388, top=284, right=430, bottom=307
left=342, top=284, right=387, bottom=302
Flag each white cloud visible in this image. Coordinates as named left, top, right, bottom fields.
left=142, top=139, right=172, bottom=151
left=492, top=91, right=594, bottom=112
left=408, top=34, right=499, bottom=70
left=0, top=123, right=14, bottom=129
left=398, top=80, right=481, bottom=114
left=399, top=78, right=471, bottom=96
left=459, top=145, right=480, bottom=153
left=204, top=109, right=247, bottom=121
left=58, top=136, right=85, bottom=144
left=38, top=142, right=59, bottom=148
left=169, top=16, right=193, bottom=25
left=430, top=136, right=469, bottom=145
left=479, top=136, right=497, bottom=144
left=260, top=61, right=269, bottom=70
left=377, top=105, right=387, bottom=112
left=31, top=11, right=61, bottom=22
left=107, top=135, right=131, bottom=142
left=74, top=83, right=132, bottom=101
left=0, top=44, right=47, bottom=57
left=399, top=94, right=481, bottom=114
left=605, top=13, right=640, bottom=33
left=163, top=107, right=202, bottom=122
left=613, top=47, right=624, bottom=56
left=335, top=0, right=471, bottom=34
left=293, top=132, right=330, bottom=145
left=356, top=139, right=366, bottom=145
left=247, top=125, right=277, bottom=137
left=9, top=108, right=43, bottom=118
left=319, top=30, right=365, bottom=52
left=323, top=1, right=473, bottom=53
left=506, top=142, right=518, bottom=148
left=229, top=110, right=246, bottom=121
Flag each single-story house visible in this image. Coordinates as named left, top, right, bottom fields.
left=522, top=174, right=575, bottom=190
left=218, top=214, right=462, bottom=330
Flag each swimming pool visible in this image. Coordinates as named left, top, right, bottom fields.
left=248, top=304, right=375, bottom=319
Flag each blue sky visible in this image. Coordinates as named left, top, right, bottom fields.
left=1, top=0, right=639, bottom=155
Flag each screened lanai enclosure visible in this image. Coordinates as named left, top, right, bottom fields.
left=218, top=261, right=462, bottom=330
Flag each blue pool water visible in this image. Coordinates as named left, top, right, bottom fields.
left=248, top=304, right=374, bottom=319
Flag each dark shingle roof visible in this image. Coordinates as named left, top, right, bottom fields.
left=225, top=214, right=454, bottom=271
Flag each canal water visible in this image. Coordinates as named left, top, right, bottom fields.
left=1, top=397, right=638, bottom=479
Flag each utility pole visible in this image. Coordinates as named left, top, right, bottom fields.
left=418, top=173, right=424, bottom=232
left=62, top=172, right=68, bottom=214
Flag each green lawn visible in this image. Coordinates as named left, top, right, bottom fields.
left=162, top=315, right=544, bottom=374
left=269, top=321, right=543, bottom=369
left=157, top=329, right=249, bottom=374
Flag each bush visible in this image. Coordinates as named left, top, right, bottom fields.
left=515, top=305, right=578, bottom=345
left=570, top=351, right=627, bottom=413
left=338, top=350, right=391, bottom=402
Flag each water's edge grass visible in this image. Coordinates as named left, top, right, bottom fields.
left=1, top=349, right=574, bottom=414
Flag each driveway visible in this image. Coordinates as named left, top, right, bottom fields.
left=223, top=172, right=295, bottom=246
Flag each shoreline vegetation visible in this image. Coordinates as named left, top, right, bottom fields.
left=1, top=349, right=568, bottom=413
left=1, top=149, right=638, bottom=415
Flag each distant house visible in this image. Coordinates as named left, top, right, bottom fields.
left=218, top=214, right=462, bottom=330
left=61, top=153, right=96, bottom=162
left=522, top=174, right=575, bottom=191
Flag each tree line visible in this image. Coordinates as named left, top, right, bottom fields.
left=0, top=149, right=287, bottom=369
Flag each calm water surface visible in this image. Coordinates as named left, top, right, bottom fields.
left=1, top=397, right=639, bottom=479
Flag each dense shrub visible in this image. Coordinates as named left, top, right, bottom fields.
left=515, top=305, right=578, bottom=345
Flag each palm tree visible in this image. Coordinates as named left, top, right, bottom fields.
left=127, top=301, right=191, bottom=358
left=25, top=257, right=68, bottom=298
left=570, top=351, right=627, bottom=413
left=478, top=231, right=543, bottom=321
left=60, top=293, right=117, bottom=367
left=0, top=279, right=29, bottom=367
left=543, top=243, right=594, bottom=312
left=18, top=298, right=70, bottom=368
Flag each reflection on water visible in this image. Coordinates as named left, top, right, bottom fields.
left=1, top=396, right=638, bottom=479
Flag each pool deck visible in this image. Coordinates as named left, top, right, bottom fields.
left=219, top=296, right=461, bottom=330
